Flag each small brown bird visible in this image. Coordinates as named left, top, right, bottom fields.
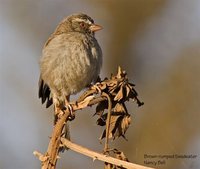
left=38, top=13, right=103, bottom=144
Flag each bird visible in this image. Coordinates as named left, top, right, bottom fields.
left=38, top=13, right=103, bottom=148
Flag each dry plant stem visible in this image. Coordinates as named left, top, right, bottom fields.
left=41, top=96, right=107, bottom=169
left=61, top=138, right=156, bottom=169
left=74, top=96, right=106, bottom=110
left=42, top=109, right=70, bottom=169
left=77, top=88, right=96, bottom=102
left=102, top=92, right=112, bottom=152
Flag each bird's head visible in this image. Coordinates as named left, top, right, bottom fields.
left=56, top=13, right=102, bottom=36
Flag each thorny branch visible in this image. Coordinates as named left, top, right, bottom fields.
left=61, top=138, right=156, bottom=169
left=34, top=67, right=148, bottom=169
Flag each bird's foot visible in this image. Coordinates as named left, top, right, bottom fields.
left=65, top=102, right=75, bottom=121
left=91, top=82, right=101, bottom=94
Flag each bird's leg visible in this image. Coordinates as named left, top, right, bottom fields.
left=65, top=95, right=75, bottom=121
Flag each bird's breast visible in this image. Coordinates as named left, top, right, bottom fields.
left=61, top=36, right=102, bottom=95
left=40, top=33, right=102, bottom=100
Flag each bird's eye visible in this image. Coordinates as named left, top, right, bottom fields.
left=80, top=22, right=86, bottom=28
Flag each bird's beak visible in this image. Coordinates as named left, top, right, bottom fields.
left=89, top=24, right=103, bottom=32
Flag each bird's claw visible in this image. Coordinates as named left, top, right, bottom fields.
left=65, top=104, right=75, bottom=121
left=92, top=83, right=101, bottom=94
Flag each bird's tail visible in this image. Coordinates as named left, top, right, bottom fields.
left=38, top=77, right=53, bottom=108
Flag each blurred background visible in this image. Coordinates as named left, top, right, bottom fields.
left=1, top=0, right=200, bottom=169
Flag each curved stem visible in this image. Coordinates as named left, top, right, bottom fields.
left=102, top=92, right=112, bottom=152
left=61, top=138, right=156, bottom=169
